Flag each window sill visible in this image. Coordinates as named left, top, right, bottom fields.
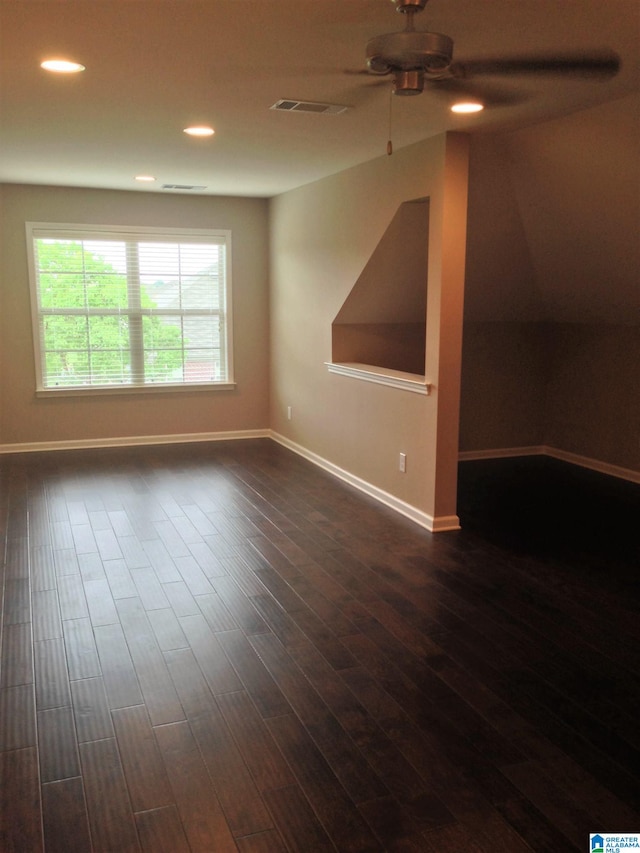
left=35, top=382, right=236, bottom=399
left=325, top=362, right=430, bottom=395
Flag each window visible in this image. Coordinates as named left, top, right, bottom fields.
left=27, top=223, right=233, bottom=394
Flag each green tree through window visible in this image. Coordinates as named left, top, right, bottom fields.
left=37, top=240, right=183, bottom=386
left=28, top=225, right=231, bottom=392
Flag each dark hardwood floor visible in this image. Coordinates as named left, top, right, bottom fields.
left=1, top=439, right=638, bottom=852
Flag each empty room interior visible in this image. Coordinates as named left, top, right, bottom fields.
left=0, top=1, right=639, bottom=851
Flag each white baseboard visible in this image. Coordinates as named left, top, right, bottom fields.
left=0, top=429, right=270, bottom=455
left=270, top=431, right=460, bottom=533
left=543, top=446, right=640, bottom=485
left=3, top=431, right=633, bottom=533
left=1, top=426, right=458, bottom=533
left=458, top=446, right=546, bottom=461
left=459, top=445, right=639, bottom=485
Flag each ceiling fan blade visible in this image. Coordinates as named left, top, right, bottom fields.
left=428, top=77, right=527, bottom=108
left=343, top=68, right=392, bottom=92
left=453, top=50, right=620, bottom=78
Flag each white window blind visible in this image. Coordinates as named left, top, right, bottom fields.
left=27, top=223, right=233, bottom=392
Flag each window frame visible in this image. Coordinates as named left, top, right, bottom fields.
left=26, top=222, right=235, bottom=396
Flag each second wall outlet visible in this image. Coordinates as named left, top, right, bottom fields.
left=399, top=452, right=407, bottom=473
left=287, top=406, right=292, bottom=420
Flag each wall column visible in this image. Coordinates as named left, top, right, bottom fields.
left=425, top=132, right=470, bottom=528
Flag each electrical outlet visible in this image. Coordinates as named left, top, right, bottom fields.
left=287, top=406, right=292, bottom=420
left=399, top=452, right=406, bottom=473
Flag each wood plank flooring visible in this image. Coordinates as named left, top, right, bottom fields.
left=1, top=439, right=638, bottom=852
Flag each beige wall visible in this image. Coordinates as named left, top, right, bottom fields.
left=460, top=95, right=639, bottom=475
left=464, top=135, right=541, bottom=323
left=503, top=93, right=640, bottom=327
left=460, top=321, right=639, bottom=473
left=269, top=133, right=469, bottom=528
left=545, top=324, right=640, bottom=471
left=460, top=322, right=550, bottom=452
left=0, top=184, right=270, bottom=446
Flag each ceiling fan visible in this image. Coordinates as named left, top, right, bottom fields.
left=361, top=0, right=621, bottom=97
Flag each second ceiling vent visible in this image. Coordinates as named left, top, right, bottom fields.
left=270, top=99, right=349, bottom=115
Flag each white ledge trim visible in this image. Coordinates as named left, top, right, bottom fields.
left=35, top=381, right=236, bottom=399
left=326, top=362, right=430, bottom=395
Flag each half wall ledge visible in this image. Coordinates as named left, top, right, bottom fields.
left=326, top=362, right=431, bottom=395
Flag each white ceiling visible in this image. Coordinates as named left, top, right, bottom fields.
left=1, top=0, right=639, bottom=198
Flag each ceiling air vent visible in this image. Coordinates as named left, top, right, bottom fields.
left=162, top=184, right=208, bottom=191
left=270, top=99, right=349, bottom=115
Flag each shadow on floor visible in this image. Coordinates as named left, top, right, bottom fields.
left=457, top=455, right=639, bottom=588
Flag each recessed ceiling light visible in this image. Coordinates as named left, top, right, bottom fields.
left=41, top=59, right=86, bottom=73
left=183, top=126, right=215, bottom=137
left=450, top=101, right=484, bottom=114
left=135, top=175, right=156, bottom=182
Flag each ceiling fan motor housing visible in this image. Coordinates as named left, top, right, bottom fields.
left=366, top=30, right=454, bottom=75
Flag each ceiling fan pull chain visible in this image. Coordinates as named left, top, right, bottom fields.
left=387, top=89, right=394, bottom=155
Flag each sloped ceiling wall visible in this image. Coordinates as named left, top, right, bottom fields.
left=503, top=92, right=639, bottom=325
left=333, top=199, right=429, bottom=325
left=460, top=92, right=639, bottom=469
left=464, top=134, right=541, bottom=322
left=465, top=91, right=640, bottom=324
